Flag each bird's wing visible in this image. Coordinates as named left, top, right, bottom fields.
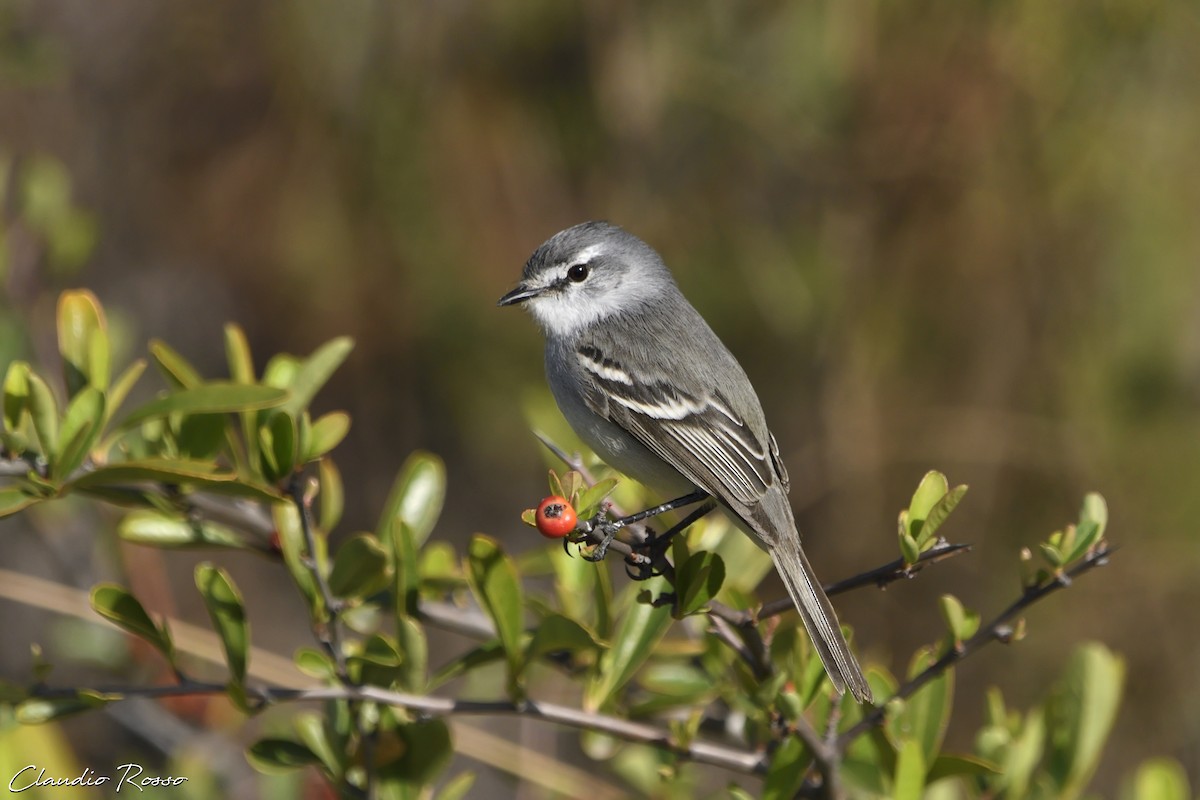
left=573, top=342, right=788, bottom=510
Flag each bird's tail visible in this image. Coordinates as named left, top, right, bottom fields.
left=770, top=535, right=873, bottom=703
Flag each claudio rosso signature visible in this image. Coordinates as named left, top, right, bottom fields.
left=9, top=764, right=187, bottom=792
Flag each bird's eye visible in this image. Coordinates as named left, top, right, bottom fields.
left=568, top=263, right=590, bottom=282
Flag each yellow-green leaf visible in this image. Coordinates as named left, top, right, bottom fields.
left=246, top=738, right=322, bottom=774
left=3, top=360, right=30, bottom=432
left=118, top=509, right=248, bottom=550
left=318, top=457, right=344, bottom=532
left=57, top=289, right=109, bottom=396
left=195, top=563, right=249, bottom=689
left=305, top=411, right=350, bottom=461
left=1045, top=643, right=1125, bottom=797
left=149, top=339, right=203, bottom=389
left=119, top=383, right=288, bottom=428
left=67, top=458, right=235, bottom=490
left=893, top=738, right=926, bottom=800
left=53, top=386, right=104, bottom=479
left=26, top=369, right=59, bottom=458
left=585, top=577, right=672, bottom=711
left=377, top=451, right=445, bottom=548
left=16, top=691, right=117, bottom=724
left=0, top=487, right=40, bottom=518
left=466, top=535, right=524, bottom=695
left=90, top=584, right=174, bottom=664
left=280, top=336, right=354, bottom=417
left=328, top=533, right=393, bottom=600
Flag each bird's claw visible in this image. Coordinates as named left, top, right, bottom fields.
left=624, top=550, right=660, bottom=580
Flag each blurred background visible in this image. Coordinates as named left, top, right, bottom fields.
left=0, top=0, right=1198, bottom=795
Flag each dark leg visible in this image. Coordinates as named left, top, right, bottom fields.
left=626, top=499, right=718, bottom=580
left=581, top=490, right=710, bottom=563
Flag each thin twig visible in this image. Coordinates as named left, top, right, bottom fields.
left=30, top=681, right=769, bottom=776
left=722, top=541, right=974, bottom=626
left=787, top=715, right=841, bottom=800
left=287, top=475, right=347, bottom=676
left=835, top=543, right=1114, bottom=751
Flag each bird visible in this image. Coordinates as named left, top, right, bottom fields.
left=498, top=221, right=872, bottom=703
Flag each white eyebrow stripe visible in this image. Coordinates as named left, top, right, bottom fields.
left=562, top=244, right=605, bottom=269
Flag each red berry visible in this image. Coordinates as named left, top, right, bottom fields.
left=536, top=496, right=577, bottom=538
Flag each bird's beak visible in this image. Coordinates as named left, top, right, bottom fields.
left=497, top=282, right=542, bottom=307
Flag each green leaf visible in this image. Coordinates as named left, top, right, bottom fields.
left=378, top=719, right=452, bottom=787
left=434, top=772, right=476, bottom=800
left=899, top=529, right=921, bottom=565
left=547, top=469, right=565, bottom=499
left=178, top=415, right=228, bottom=465
left=918, top=484, right=968, bottom=544
left=428, top=640, right=506, bottom=690
left=3, top=360, right=30, bottom=433
left=1080, top=492, right=1107, bottom=536
left=674, top=550, right=725, bottom=617
left=224, top=323, right=256, bottom=383
left=328, top=533, right=393, bottom=600
left=26, top=369, right=59, bottom=458
left=1127, top=758, right=1190, bottom=800
left=0, top=487, right=40, bottom=518
left=15, top=691, right=116, bottom=724
left=118, top=383, right=289, bottom=428
left=938, top=594, right=979, bottom=643
left=560, top=470, right=584, bottom=501
left=149, top=339, right=203, bottom=389
left=57, top=289, right=109, bottom=396
left=280, top=337, right=354, bottom=417
left=195, top=563, right=249, bottom=689
left=274, top=503, right=319, bottom=611
left=304, top=411, right=350, bottom=461
left=294, top=647, right=338, bottom=682
left=762, top=736, right=809, bottom=800
left=525, top=613, right=600, bottom=665
left=1039, top=542, right=1064, bottom=569
left=925, top=753, right=1001, bottom=782
left=907, top=471, right=949, bottom=536
left=893, top=738, right=926, bottom=800
left=585, top=577, right=673, bottom=711
left=396, top=615, right=428, bottom=692
left=347, top=633, right=404, bottom=688
left=67, top=458, right=236, bottom=490
left=102, top=359, right=147, bottom=428
left=53, top=387, right=105, bottom=479
left=223, top=323, right=261, bottom=466
left=390, top=519, right=420, bottom=620
left=259, top=409, right=296, bottom=482
left=1045, top=643, right=1125, bottom=798
left=888, top=647, right=953, bottom=768
left=638, top=662, right=710, bottom=697
left=575, top=477, right=619, bottom=518
left=1064, top=493, right=1108, bottom=564
left=294, top=712, right=344, bottom=780
left=90, top=584, right=175, bottom=665
left=466, top=535, right=525, bottom=696
left=318, top=457, right=344, bottom=532
left=246, top=738, right=322, bottom=774
left=378, top=451, right=446, bottom=548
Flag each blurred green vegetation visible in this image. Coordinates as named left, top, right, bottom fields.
left=0, top=0, right=1197, bottom=794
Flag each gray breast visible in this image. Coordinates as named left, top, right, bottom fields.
left=544, top=342, right=695, bottom=497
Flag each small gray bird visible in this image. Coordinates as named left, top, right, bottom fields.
left=499, top=221, right=872, bottom=703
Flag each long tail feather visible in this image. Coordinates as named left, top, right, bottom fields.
left=770, top=536, right=873, bottom=703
